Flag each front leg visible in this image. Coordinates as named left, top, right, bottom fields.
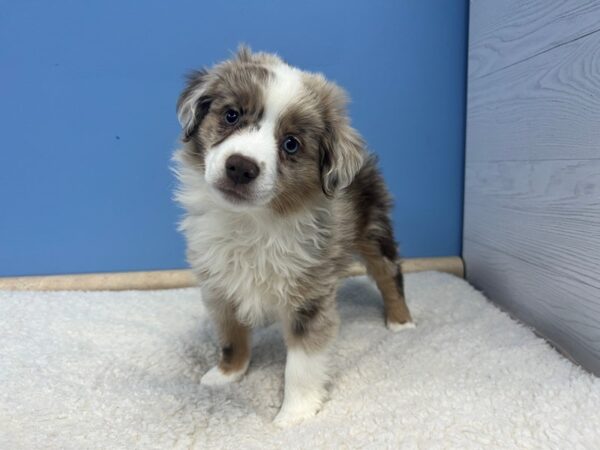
left=274, top=292, right=339, bottom=426
left=201, top=290, right=251, bottom=386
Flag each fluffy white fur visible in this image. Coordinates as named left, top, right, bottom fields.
left=386, top=320, right=416, bottom=332
left=3, top=272, right=599, bottom=448
left=263, top=64, right=304, bottom=125
left=175, top=151, right=329, bottom=326
left=204, top=128, right=278, bottom=206
left=200, top=362, right=249, bottom=386
left=173, top=63, right=326, bottom=332
left=175, top=62, right=342, bottom=423
left=274, top=348, right=330, bottom=426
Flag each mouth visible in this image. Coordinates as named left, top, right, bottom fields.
left=217, top=186, right=252, bottom=203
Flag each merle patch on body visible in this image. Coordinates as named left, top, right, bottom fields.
left=291, top=301, right=321, bottom=337
left=395, top=271, right=405, bottom=297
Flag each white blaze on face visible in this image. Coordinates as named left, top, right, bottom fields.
left=204, top=63, right=304, bottom=206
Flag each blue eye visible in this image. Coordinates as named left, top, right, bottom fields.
left=282, top=136, right=300, bottom=154
left=224, top=109, right=239, bottom=125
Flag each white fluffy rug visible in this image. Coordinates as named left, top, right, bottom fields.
left=1, top=272, right=599, bottom=449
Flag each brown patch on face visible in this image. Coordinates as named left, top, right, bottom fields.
left=269, top=93, right=328, bottom=215
left=176, top=49, right=275, bottom=172
left=193, top=74, right=267, bottom=168
left=268, top=71, right=365, bottom=215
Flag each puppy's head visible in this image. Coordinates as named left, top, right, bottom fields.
left=177, top=46, right=364, bottom=214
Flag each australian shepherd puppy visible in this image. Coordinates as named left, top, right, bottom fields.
left=173, top=47, right=414, bottom=426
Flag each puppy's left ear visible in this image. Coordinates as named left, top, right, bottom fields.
left=176, top=69, right=211, bottom=142
left=319, top=89, right=365, bottom=196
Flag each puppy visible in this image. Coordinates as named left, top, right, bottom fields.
left=173, top=47, right=413, bottom=426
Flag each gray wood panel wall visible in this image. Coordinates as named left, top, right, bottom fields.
left=464, top=0, right=600, bottom=375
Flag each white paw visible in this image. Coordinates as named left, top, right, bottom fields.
left=274, top=347, right=328, bottom=427
left=200, top=365, right=246, bottom=386
left=273, top=402, right=320, bottom=427
left=387, top=320, right=416, bottom=332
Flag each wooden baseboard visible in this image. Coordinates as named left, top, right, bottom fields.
left=0, top=256, right=463, bottom=291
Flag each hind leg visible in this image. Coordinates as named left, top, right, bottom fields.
left=348, top=155, right=413, bottom=329
left=358, top=239, right=414, bottom=330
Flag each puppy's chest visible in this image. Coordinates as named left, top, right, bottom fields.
left=184, top=210, right=324, bottom=323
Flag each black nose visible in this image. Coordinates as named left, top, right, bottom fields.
left=225, top=154, right=260, bottom=185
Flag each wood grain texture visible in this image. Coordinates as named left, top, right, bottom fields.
left=469, top=0, right=600, bottom=79
left=465, top=161, right=600, bottom=290
left=467, top=29, right=600, bottom=162
left=464, top=161, right=600, bottom=374
left=465, top=2, right=600, bottom=375
left=464, top=240, right=600, bottom=375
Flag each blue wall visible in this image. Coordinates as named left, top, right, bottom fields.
left=0, top=1, right=468, bottom=276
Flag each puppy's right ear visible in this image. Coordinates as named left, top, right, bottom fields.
left=176, top=69, right=211, bottom=142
